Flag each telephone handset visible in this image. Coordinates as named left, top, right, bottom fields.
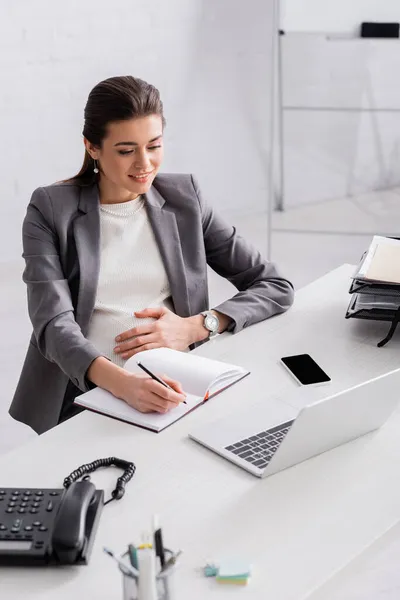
left=0, top=482, right=103, bottom=565
left=52, top=480, right=103, bottom=564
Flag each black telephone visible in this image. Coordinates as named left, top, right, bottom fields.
left=0, top=481, right=103, bottom=566
left=0, top=456, right=135, bottom=566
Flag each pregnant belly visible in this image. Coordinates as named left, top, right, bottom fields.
left=87, top=298, right=174, bottom=368
left=87, top=309, right=157, bottom=367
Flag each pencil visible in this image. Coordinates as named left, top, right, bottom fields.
left=137, top=361, right=187, bottom=404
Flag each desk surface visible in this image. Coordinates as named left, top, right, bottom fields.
left=2, top=264, right=400, bottom=600
left=308, top=518, right=400, bottom=600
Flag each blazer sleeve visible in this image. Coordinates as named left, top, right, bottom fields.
left=191, top=176, right=295, bottom=332
left=22, top=187, right=102, bottom=391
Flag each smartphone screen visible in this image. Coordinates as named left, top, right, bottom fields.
left=280, top=354, right=331, bottom=385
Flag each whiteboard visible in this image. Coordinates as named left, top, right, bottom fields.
left=281, top=0, right=400, bottom=34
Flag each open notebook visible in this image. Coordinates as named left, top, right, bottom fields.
left=75, top=347, right=249, bottom=432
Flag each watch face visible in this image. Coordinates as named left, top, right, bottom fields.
left=205, top=314, right=218, bottom=332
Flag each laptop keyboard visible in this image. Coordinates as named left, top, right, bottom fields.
left=224, top=420, right=294, bottom=469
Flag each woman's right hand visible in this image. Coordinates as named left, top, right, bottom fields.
left=118, top=372, right=186, bottom=413
left=87, top=356, right=186, bottom=414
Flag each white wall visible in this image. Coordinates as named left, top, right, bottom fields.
left=278, top=0, right=400, bottom=209
left=0, top=0, right=273, bottom=262
left=282, top=0, right=400, bottom=34
left=280, top=32, right=400, bottom=207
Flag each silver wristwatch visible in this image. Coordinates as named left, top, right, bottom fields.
left=201, top=310, right=219, bottom=339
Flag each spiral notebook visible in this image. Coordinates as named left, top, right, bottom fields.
left=75, top=347, right=249, bottom=432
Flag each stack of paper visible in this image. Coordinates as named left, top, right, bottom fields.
left=346, top=236, right=400, bottom=346
left=353, top=294, right=400, bottom=312
left=355, top=236, right=400, bottom=284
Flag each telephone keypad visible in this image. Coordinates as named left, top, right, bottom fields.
left=0, top=485, right=104, bottom=566
left=0, top=488, right=64, bottom=565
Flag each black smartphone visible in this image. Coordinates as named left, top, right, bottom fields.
left=280, top=354, right=331, bottom=386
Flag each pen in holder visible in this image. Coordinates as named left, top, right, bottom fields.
left=120, top=547, right=180, bottom=600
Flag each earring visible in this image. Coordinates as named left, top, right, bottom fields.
left=93, top=159, right=99, bottom=174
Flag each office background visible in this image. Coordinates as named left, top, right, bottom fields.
left=1, top=3, right=399, bottom=433
left=2, top=2, right=400, bottom=597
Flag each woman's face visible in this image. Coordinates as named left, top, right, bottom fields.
left=86, top=115, right=164, bottom=199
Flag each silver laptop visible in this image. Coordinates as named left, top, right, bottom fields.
left=189, top=368, right=400, bottom=478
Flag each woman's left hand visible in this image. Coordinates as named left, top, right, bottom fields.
left=114, top=307, right=206, bottom=360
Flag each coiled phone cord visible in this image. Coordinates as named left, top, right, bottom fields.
left=63, top=457, right=136, bottom=505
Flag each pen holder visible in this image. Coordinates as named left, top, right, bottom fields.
left=120, top=548, right=178, bottom=600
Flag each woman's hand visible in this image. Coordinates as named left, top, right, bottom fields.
left=117, top=371, right=186, bottom=413
left=114, top=307, right=208, bottom=360
left=87, top=356, right=186, bottom=414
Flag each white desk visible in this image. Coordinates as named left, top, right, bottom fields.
left=2, top=264, right=400, bottom=600
left=307, top=519, right=400, bottom=600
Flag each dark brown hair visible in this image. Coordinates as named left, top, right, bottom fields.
left=69, top=76, right=165, bottom=184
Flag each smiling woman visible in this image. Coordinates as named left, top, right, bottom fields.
left=86, top=117, right=164, bottom=202
left=9, top=75, right=295, bottom=434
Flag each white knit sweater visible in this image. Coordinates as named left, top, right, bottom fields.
left=86, top=197, right=173, bottom=367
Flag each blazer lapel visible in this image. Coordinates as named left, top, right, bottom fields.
left=73, top=185, right=101, bottom=332
left=145, top=186, right=191, bottom=317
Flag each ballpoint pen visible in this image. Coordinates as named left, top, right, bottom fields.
left=153, top=514, right=165, bottom=568
left=137, top=361, right=187, bottom=404
left=103, top=546, right=140, bottom=578
left=161, top=550, right=182, bottom=572
left=158, top=550, right=183, bottom=578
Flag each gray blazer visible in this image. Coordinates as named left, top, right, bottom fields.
left=9, top=174, right=294, bottom=434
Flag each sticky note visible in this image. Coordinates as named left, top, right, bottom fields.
left=216, top=577, right=249, bottom=586
left=217, top=560, right=252, bottom=579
